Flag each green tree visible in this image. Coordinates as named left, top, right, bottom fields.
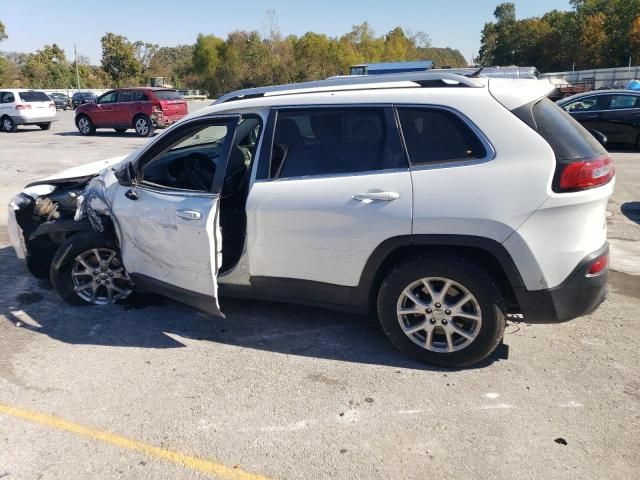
left=100, top=33, right=141, bottom=86
left=191, top=33, right=224, bottom=95
left=21, top=44, right=73, bottom=88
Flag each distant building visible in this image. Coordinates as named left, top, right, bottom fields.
left=349, top=61, right=434, bottom=75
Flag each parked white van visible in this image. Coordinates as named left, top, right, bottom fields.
left=0, top=89, right=57, bottom=132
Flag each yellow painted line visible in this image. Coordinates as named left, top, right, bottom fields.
left=0, top=404, right=272, bottom=480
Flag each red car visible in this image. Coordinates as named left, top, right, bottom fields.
left=74, top=87, right=188, bottom=137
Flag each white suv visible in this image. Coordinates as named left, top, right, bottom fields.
left=0, top=89, right=57, bottom=132
left=8, top=73, right=614, bottom=367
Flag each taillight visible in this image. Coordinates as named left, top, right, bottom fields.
left=153, top=103, right=163, bottom=112
left=15, top=104, right=31, bottom=110
left=586, top=253, right=608, bottom=277
left=49, top=102, right=55, bottom=108
left=558, top=155, right=614, bottom=192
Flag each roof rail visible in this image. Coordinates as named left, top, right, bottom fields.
left=214, top=72, right=483, bottom=104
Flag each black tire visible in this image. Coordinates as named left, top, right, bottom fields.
left=63, top=106, right=68, bottom=111
left=114, top=128, right=127, bottom=134
left=377, top=253, right=506, bottom=368
left=1, top=115, right=17, bottom=132
left=50, top=231, right=130, bottom=306
left=76, top=114, right=95, bottom=135
left=133, top=115, right=154, bottom=137
left=38, top=123, right=52, bottom=130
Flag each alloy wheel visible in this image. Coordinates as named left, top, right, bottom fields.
left=396, top=277, right=482, bottom=353
left=135, top=118, right=149, bottom=136
left=71, top=248, right=131, bottom=304
left=78, top=117, right=91, bottom=134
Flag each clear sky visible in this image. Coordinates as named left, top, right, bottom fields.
left=1, top=0, right=571, bottom=64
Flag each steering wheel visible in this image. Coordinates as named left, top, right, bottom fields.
left=184, top=152, right=216, bottom=191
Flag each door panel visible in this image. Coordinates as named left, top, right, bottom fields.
left=246, top=106, right=412, bottom=287
left=246, top=172, right=412, bottom=286
left=111, top=187, right=222, bottom=313
left=110, top=115, right=239, bottom=315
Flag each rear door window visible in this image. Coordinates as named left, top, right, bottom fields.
left=269, top=108, right=406, bottom=179
left=609, top=94, right=640, bottom=109
left=397, top=108, right=488, bottom=165
left=119, top=91, right=133, bottom=103
left=18, top=91, right=50, bottom=102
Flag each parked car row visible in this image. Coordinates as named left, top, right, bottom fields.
left=0, top=88, right=188, bottom=136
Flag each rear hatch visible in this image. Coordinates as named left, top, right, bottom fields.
left=18, top=91, right=56, bottom=119
left=153, top=89, right=187, bottom=117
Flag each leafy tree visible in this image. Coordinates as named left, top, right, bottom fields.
left=100, top=33, right=141, bottom=86
left=0, top=20, right=7, bottom=41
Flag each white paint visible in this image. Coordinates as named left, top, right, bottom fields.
left=558, top=401, right=583, bottom=408
left=246, top=170, right=413, bottom=286
left=10, top=310, right=42, bottom=328
left=40, top=155, right=128, bottom=182
left=479, top=403, right=515, bottom=410
left=260, top=419, right=318, bottom=432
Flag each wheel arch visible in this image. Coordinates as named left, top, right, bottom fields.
left=358, top=235, right=525, bottom=311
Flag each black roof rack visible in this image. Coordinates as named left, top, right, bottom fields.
left=214, top=72, right=483, bottom=104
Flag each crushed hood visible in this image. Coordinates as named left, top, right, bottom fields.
left=36, top=155, right=129, bottom=185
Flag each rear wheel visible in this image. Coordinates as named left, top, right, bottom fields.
left=133, top=115, right=154, bottom=137
left=76, top=115, right=95, bottom=135
left=377, top=254, right=506, bottom=368
left=114, top=128, right=127, bottom=134
left=1, top=115, right=16, bottom=132
left=50, top=232, right=132, bottom=306
left=38, top=123, right=51, bottom=130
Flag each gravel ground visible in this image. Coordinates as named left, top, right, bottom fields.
left=0, top=106, right=638, bottom=480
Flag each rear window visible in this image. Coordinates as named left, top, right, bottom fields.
left=513, top=98, right=606, bottom=161
left=153, top=90, right=183, bottom=100
left=19, top=91, right=51, bottom=102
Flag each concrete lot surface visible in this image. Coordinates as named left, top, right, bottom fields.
left=0, top=107, right=639, bottom=479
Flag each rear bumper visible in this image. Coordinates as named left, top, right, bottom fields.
left=13, top=114, right=57, bottom=125
left=153, top=113, right=185, bottom=128
left=514, top=243, right=609, bottom=323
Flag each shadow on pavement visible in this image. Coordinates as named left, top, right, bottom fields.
left=54, top=130, right=145, bottom=138
left=0, top=246, right=506, bottom=371
left=621, top=202, right=640, bottom=224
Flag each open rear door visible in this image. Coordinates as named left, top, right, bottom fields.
left=110, top=115, right=241, bottom=315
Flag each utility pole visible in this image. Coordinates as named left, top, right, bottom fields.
left=74, top=44, right=81, bottom=91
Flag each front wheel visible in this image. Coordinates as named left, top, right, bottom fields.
left=133, top=115, right=154, bottom=137
left=76, top=115, right=95, bottom=135
left=377, top=254, right=506, bottom=368
left=50, top=232, right=132, bottom=306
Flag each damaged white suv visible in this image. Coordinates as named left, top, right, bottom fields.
left=8, top=73, right=614, bottom=367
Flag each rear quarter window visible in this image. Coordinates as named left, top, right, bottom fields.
left=513, top=98, right=606, bottom=161
left=153, top=90, right=183, bottom=100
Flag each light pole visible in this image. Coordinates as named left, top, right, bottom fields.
left=74, top=44, right=81, bottom=91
